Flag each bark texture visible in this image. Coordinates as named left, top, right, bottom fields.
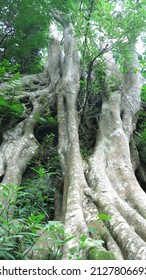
left=0, top=16, right=146, bottom=260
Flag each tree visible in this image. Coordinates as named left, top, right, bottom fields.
left=0, top=0, right=146, bottom=260
left=0, top=0, right=50, bottom=73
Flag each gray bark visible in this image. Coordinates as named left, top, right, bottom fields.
left=0, top=16, right=146, bottom=260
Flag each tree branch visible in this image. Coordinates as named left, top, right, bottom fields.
left=53, top=12, right=71, bottom=28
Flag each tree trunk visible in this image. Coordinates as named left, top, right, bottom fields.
left=0, top=16, right=146, bottom=260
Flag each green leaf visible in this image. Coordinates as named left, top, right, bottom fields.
left=132, top=68, right=139, bottom=74
left=88, top=227, right=98, bottom=233
left=0, top=251, right=15, bottom=260
left=97, top=213, right=111, bottom=220
left=13, top=72, right=21, bottom=79
left=0, top=96, right=9, bottom=107
left=0, top=217, right=9, bottom=227
left=80, top=235, right=87, bottom=242
left=63, top=235, right=76, bottom=244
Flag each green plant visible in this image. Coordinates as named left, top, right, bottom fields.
left=0, top=60, right=24, bottom=118
left=0, top=183, right=74, bottom=260
left=0, top=183, right=115, bottom=260
left=31, top=166, right=56, bottom=178
left=0, top=184, right=45, bottom=259
left=80, top=148, right=88, bottom=159
left=17, top=167, right=57, bottom=221
left=69, top=213, right=113, bottom=260
left=97, top=213, right=112, bottom=221
left=38, top=133, right=61, bottom=173
left=34, top=113, right=58, bottom=126
left=0, top=94, right=24, bottom=117
left=69, top=234, right=104, bottom=260
left=17, top=131, right=62, bottom=223
left=0, top=59, right=20, bottom=81
left=42, top=221, right=76, bottom=260
left=0, top=184, right=76, bottom=260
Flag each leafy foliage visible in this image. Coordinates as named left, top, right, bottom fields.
left=35, top=112, right=58, bottom=126
left=97, top=213, right=112, bottom=221
left=1, top=0, right=145, bottom=73
left=0, top=95, right=24, bottom=117
left=69, top=234, right=104, bottom=260
left=0, top=59, right=20, bottom=80
left=0, top=0, right=50, bottom=73
left=0, top=182, right=113, bottom=260
left=0, top=183, right=75, bottom=260
left=44, top=221, right=76, bottom=260
left=0, top=0, right=145, bottom=261
left=17, top=167, right=56, bottom=221
left=0, top=60, right=24, bottom=117
left=0, top=184, right=44, bottom=259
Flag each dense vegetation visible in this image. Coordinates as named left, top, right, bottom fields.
left=0, top=0, right=146, bottom=259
